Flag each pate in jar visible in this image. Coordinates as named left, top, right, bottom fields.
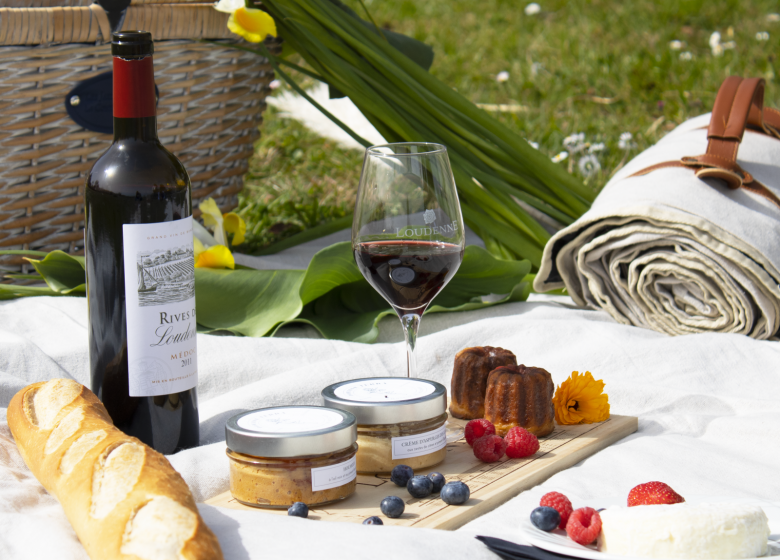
left=322, top=378, right=448, bottom=474
left=226, top=406, right=357, bottom=508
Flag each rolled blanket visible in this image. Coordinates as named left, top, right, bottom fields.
left=534, top=81, right=780, bottom=339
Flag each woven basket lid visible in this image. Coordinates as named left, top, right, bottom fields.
left=0, top=3, right=235, bottom=45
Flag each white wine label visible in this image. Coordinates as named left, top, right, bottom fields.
left=333, top=378, right=435, bottom=402
left=391, top=425, right=447, bottom=460
left=237, top=408, right=343, bottom=434
left=122, top=217, right=197, bottom=397
left=311, top=455, right=357, bottom=492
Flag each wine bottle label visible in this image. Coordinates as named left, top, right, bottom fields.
left=122, top=217, right=197, bottom=397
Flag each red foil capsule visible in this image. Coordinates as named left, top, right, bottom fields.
left=113, top=56, right=156, bottom=118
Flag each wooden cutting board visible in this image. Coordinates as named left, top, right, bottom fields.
left=206, top=414, right=637, bottom=530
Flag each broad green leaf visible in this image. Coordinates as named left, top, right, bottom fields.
left=25, top=251, right=86, bottom=294
left=299, top=242, right=363, bottom=304
left=195, top=268, right=305, bottom=337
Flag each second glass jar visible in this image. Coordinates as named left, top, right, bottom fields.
left=322, top=378, right=448, bottom=474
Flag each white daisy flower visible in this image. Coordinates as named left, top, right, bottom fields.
left=722, top=41, right=736, bottom=50
left=496, top=71, right=510, bottom=83
left=526, top=140, right=540, bottom=150
left=679, top=51, right=693, bottom=61
left=578, top=154, right=601, bottom=177
left=563, top=132, right=586, bottom=153
left=589, top=142, right=605, bottom=153
left=712, top=44, right=724, bottom=57
left=269, top=79, right=281, bottom=90
left=709, top=31, right=721, bottom=49
left=551, top=151, right=568, bottom=163
left=756, top=31, right=770, bottom=41
left=525, top=3, right=541, bottom=16
left=618, top=132, right=635, bottom=151
left=767, top=13, right=780, bottom=23
left=668, top=40, right=685, bottom=50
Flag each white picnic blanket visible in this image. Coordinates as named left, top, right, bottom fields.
left=534, top=113, right=780, bottom=339
left=1, top=240, right=779, bottom=559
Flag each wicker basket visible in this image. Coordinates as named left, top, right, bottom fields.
left=0, top=3, right=277, bottom=274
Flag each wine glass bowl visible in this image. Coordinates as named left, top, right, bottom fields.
left=352, top=143, right=465, bottom=378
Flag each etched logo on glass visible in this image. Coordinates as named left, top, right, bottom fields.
left=423, top=208, right=436, bottom=224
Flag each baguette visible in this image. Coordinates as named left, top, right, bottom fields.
left=7, top=378, right=223, bottom=560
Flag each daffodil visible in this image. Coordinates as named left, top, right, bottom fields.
left=214, top=0, right=277, bottom=43
left=199, top=198, right=246, bottom=247
left=195, top=245, right=235, bottom=269
left=552, top=371, right=610, bottom=425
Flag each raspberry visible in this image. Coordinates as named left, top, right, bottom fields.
left=505, top=427, right=540, bottom=458
left=627, top=481, right=685, bottom=507
left=472, top=434, right=506, bottom=462
left=540, top=492, right=573, bottom=529
left=464, top=419, right=496, bottom=446
left=566, top=507, right=602, bottom=545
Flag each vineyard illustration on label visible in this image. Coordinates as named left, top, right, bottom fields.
left=136, top=245, right=195, bottom=307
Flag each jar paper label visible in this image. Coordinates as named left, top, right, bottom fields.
left=391, top=425, right=447, bottom=460
left=334, top=378, right=435, bottom=402
left=311, top=455, right=357, bottom=492
left=122, top=217, right=197, bottom=397
left=237, top=408, right=343, bottom=434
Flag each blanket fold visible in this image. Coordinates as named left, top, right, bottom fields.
left=534, top=113, right=780, bottom=339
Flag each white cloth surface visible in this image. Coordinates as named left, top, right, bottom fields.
left=1, top=294, right=779, bottom=559
left=535, top=113, right=780, bottom=339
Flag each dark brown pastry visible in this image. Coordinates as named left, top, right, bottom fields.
left=484, top=365, right=555, bottom=437
left=449, top=346, right=517, bottom=419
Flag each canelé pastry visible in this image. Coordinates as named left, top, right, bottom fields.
left=484, top=365, right=555, bottom=437
left=449, top=346, right=517, bottom=419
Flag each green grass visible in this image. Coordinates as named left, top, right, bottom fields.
left=237, top=0, right=779, bottom=252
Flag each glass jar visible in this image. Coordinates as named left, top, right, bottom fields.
left=225, top=406, right=357, bottom=508
left=322, top=378, right=448, bottom=474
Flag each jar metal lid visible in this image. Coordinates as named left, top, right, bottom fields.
left=225, top=406, right=357, bottom=458
left=321, top=377, right=447, bottom=425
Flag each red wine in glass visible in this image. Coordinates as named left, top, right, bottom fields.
left=354, top=241, right=464, bottom=314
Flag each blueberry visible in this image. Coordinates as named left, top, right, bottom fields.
left=380, top=495, right=405, bottom=518
left=287, top=502, right=309, bottom=518
left=427, top=472, right=446, bottom=493
left=391, top=464, right=414, bottom=487
left=407, top=475, right=434, bottom=499
left=363, top=516, right=384, bottom=525
left=440, top=481, right=470, bottom=505
left=530, top=506, right=560, bottom=531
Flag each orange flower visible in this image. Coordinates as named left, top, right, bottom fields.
left=552, top=371, right=610, bottom=425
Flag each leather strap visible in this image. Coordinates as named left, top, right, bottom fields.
left=630, top=76, right=780, bottom=210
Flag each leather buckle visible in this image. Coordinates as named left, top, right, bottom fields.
left=694, top=167, right=743, bottom=190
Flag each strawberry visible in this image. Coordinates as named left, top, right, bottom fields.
left=627, top=481, right=685, bottom=506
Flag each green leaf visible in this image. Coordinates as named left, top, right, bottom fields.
left=194, top=268, right=305, bottom=337
left=25, top=250, right=86, bottom=294
left=298, top=241, right=363, bottom=304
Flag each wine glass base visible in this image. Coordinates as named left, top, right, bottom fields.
left=445, top=419, right=465, bottom=443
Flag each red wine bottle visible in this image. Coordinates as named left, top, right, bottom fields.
left=85, top=31, right=199, bottom=454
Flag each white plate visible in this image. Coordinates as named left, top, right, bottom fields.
left=520, top=495, right=780, bottom=560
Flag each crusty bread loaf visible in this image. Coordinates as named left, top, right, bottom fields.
left=8, top=378, right=223, bottom=560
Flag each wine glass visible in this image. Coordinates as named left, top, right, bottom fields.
left=352, top=143, right=466, bottom=379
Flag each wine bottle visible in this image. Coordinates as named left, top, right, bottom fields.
left=85, top=31, right=199, bottom=454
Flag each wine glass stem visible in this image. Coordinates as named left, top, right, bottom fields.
left=400, top=312, right=421, bottom=378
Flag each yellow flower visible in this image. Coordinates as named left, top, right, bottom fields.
left=199, top=197, right=246, bottom=247
left=223, top=212, right=246, bottom=246
left=195, top=245, right=235, bottom=270
left=552, top=371, right=610, bottom=425
left=227, top=7, right=277, bottom=43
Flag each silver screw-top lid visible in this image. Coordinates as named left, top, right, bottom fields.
left=321, top=377, right=447, bottom=425
left=225, top=406, right=357, bottom=458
